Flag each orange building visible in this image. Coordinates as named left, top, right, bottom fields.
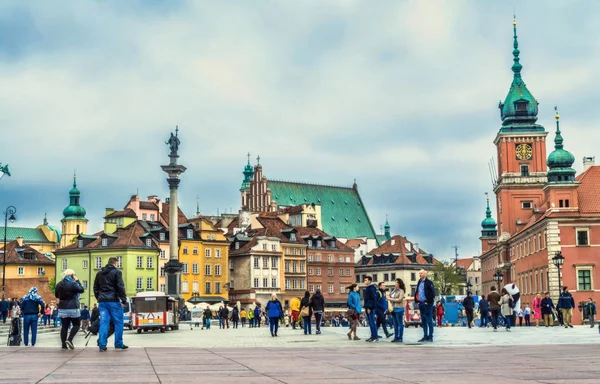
left=478, top=20, right=600, bottom=324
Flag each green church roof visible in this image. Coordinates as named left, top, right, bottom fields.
left=240, top=154, right=254, bottom=191
left=547, top=109, right=576, bottom=183
left=481, top=194, right=497, bottom=238
left=62, top=173, right=87, bottom=220
left=267, top=180, right=378, bottom=242
left=0, top=226, right=56, bottom=244
left=498, top=20, right=545, bottom=134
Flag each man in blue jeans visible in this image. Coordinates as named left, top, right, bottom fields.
left=363, top=276, right=379, bottom=342
left=94, top=257, right=128, bottom=352
left=415, top=269, right=435, bottom=342
left=19, top=288, right=45, bottom=346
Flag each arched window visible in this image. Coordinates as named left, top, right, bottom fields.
left=76, top=224, right=80, bottom=234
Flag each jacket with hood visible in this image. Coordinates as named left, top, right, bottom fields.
left=310, top=292, right=325, bottom=313
left=55, top=277, right=85, bottom=310
left=93, top=264, right=127, bottom=304
left=363, top=284, right=378, bottom=310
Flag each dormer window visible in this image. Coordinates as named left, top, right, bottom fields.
left=330, top=240, right=336, bottom=248
left=187, top=229, right=193, bottom=239
left=235, top=242, right=240, bottom=250
left=316, top=240, right=322, bottom=248
left=23, top=252, right=35, bottom=260
left=515, top=101, right=528, bottom=113
left=101, top=238, right=108, bottom=247
left=290, top=233, right=296, bottom=241
left=78, top=240, right=83, bottom=248
left=145, top=238, right=152, bottom=247
left=159, top=233, right=165, bottom=241
left=308, top=240, right=313, bottom=247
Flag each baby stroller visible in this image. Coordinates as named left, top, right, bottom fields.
left=7, top=317, right=22, bottom=346
left=84, top=318, right=115, bottom=347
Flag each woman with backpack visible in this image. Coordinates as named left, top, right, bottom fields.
left=499, top=288, right=513, bottom=331
left=55, top=268, right=85, bottom=349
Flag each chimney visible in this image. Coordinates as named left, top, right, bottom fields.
left=583, top=156, right=595, bottom=171
left=16, top=236, right=23, bottom=246
left=390, top=239, right=395, bottom=246
left=105, top=208, right=115, bottom=217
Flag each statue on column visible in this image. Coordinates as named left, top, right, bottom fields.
left=166, top=126, right=181, bottom=157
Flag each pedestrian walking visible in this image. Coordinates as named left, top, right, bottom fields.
left=0, top=297, right=9, bottom=324
left=93, top=257, right=128, bottom=352
left=532, top=293, right=542, bottom=327
left=254, top=305, right=262, bottom=327
left=584, top=298, right=596, bottom=328
left=266, top=294, right=284, bottom=337
left=19, top=287, right=45, bottom=346
left=80, top=306, right=91, bottom=332
left=240, top=308, right=247, bottom=327
left=499, top=288, right=514, bottom=331
left=479, top=296, right=489, bottom=328
left=558, top=286, right=575, bottom=328
left=300, top=291, right=312, bottom=335
left=55, top=268, right=85, bottom=350
left=487, top=286, right=501, bottom=331
left=436, top=301, right=445, bottom=327
left=310, top=288, right=325, bottom=335
left=231, top=306, right=240, bottom=329
left=346, top=284, right=362, bottom=341
left=247, top=307, right=254, bottom=327
left=415, top=269, right=435, bottom=342
left=516, top=307, right=524, bottom=326
left=523, top=304, right=531, bottom=326
left=388, top=278, right=406, bottom=343
left=202, top=306, right=212, bottom=329
left=463, top=292, right=475, bottom=328
left=290, top=296, right=300, bottom=330
left=363, top=276, right=379, bottom=342
left=376, top=282, right=392, bottom=338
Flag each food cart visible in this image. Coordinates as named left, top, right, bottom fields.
left=133, top=291, right=179, bottom=333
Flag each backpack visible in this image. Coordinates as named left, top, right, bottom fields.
left=508, top=297, right=515, bottom=309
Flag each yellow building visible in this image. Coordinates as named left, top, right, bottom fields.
left=181, top=217, right=229, bottom=303
left=60, top=175, right=88, bottom=247
left=0, top=215, right=61, bottom=254
left=1, top=238, right=55, bottom=304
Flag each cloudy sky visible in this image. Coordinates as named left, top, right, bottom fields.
left=1, top=1, right=599, bottom=260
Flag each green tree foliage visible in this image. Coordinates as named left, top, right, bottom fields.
left=49, top=276, right=56, bottom=295
left=431, top=262, right=464, bottom=296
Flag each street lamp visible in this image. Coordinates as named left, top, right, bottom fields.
left=466, top=281, right=473, bottom=294
left=2, top=206, right=16, bottom=299
left=552, top=251, right=564, bottom=297
left=493, top=270, right=504, bottom=284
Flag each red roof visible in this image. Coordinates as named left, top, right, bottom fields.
left=105, top=208, right=137, bottom=219
left=577, top=166, right=600, bottom=213
left=160, top=203, right=188, bottom=227
left=346, top=239, right=366, bottom=248
left=359, top=235, right=438, bottom=266
left=58, top=221, right=158, bottom=251
left=455, top=258, right=473, bottom=270
left=1, top=240, right=54, bottom=265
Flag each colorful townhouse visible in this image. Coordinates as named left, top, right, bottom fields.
left=54, top=221, right=161, bottom=307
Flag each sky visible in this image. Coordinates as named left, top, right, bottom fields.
left=1, top=1, right=600, bottom=261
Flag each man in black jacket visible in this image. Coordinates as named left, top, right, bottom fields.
left=93, top=257, right=128, bottom=351
left=415, top=269, right=435, bottom=342
left=463, top=292, right=475, bottom=329
left=363, top=276, right=378, bottom=342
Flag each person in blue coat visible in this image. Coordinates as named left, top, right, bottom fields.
left=19, top=287, right=45, bottom=346
left=346, top=284, right=362, bottom=340
left=265, top=294, right=283, bottom=337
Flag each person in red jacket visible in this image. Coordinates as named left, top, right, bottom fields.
left=435, top=301, right=445, bottom=327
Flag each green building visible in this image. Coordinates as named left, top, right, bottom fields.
left=54, top=221, right=160, bottom=306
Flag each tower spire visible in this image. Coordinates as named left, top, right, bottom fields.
left=384, top=214, right=391, bottom=240
left=73, top=170, right=77, bottom=188
left=196, top=195, right=200, bottom=217
left=512, top=17, right=522, bottom=78
left=553, top=106, right=563, bottom=150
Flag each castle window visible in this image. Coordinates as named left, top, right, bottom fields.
left=520, top=165, right=529, bottom=177
left=521, top=201, right=532, bottom=209
left=576, top=229, right=589, bottom=246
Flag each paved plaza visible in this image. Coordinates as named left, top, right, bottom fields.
left=1, top=325, right=599, bottom=383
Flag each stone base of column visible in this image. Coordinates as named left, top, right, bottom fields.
left=164, top=259, right=183, bottom=300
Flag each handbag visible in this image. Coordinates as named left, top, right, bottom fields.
left=346, top=308, right=356, bottom=317
left=388, top=301, right=394, bottom=313
left=300, top=306, right=310, bottom=317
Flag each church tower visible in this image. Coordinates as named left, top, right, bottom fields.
left=494, top=19, right=548, bottom=236
left=480, top=193, right=498, bottom=253
left=240, top=153, right=254, bottom=210
left=543, top=108, right=580, bottom=209
left=384, top=216, right=391, bottom=240
left=60, top=173, right=88, bottom=248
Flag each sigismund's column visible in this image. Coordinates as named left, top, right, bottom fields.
left=161, top=127, right=186, bottom=302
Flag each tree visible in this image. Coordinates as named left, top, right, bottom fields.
left=431, top=262, right=464, bottom=296
left=49, top=276, right=56, bottom=295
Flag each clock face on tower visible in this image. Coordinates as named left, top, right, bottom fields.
left=515, top=143, right=533, bottom=160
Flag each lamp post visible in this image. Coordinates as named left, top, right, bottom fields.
left=2, top=206, right=17, bottom=299
left=466, top=281, right=473, bottom=294
left=552, top=251, right=564, bottom=297
left=493, top=270, right=504, bottom=286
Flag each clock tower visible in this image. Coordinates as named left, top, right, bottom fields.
left=494, top=19, right=548, bottom=237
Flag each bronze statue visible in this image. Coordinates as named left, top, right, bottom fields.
left=0, top=163, right=10, bottom=177
left=166, top=126, right=180, bottom=157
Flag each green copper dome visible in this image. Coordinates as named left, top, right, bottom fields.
left=240, top=153, right=254, bottom=191
left=62, top=174, right=87, bottom=220
left=481, top=194, right=497, bottom=238
left=547, top=110, right=576, bottom=183
left=498, top=20, right=544, bottom=133
left=384, top=216, right=391, bottom=240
